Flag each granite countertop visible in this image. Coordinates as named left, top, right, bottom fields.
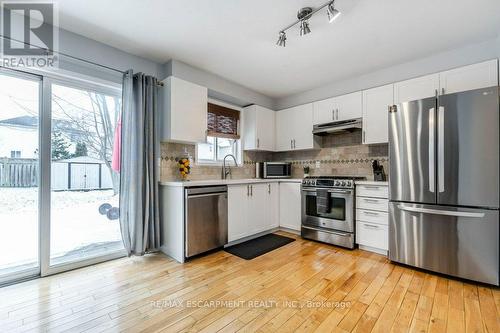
left=355, top=180, right=389, bottom=186
left=159, top=178, right=303, bottom=187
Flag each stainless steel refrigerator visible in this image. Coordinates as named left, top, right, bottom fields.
left=389, top=86, right=499, bottom=285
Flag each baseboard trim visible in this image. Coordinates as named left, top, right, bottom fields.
left=359, top=245, right=388, bottom=256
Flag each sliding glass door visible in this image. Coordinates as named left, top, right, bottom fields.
left=0, top=68, right=124, bottom=285
left=0, top=70, right=41, bottom=284
left=49, top=81, right=123, bottom=269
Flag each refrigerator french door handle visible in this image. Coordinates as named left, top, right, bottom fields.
left=429, top=108, right=435, bottom=193
left=397, top=205, right=485, bottom=218
left=438, top=106, right=445, bottom=193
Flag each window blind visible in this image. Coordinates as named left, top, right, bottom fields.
left=207, top=103, right=240, bottom=139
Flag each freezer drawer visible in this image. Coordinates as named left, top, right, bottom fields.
left=389, top=202, right=499, bottom=285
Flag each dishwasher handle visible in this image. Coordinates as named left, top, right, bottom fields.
left=186, top=186, right=227, bottom=196
left=187, top=192, right=227, bottom=199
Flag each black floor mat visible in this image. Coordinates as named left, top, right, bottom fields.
left=225, top=233, right=295, bottom=260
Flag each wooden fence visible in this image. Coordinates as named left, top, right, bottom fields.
left=0, top=158, right=38, bottom=187
left=0, top=158, right=114, bottom=190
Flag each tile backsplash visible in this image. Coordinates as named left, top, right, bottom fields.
left=160, top=131, right=388, bottom=181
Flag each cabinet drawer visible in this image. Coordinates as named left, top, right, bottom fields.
left=356, top=209, right=388, bottom=225
left=356, top=184, right=388, bottom=198
left=356, top=221, right=388, bottom=250
left=356, top=197, right=388, bottom=212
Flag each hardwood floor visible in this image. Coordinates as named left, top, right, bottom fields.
left=0, top=231, right=498, bottom=333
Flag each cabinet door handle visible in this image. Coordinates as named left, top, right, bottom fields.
left=250, top=185, right=253, bottom=196
left=257, top=138, right=260, bottom=148
left=363, top=211, right=379, bottom=216
left=441, top=87, right=445, bottom=95
left=290, top=139, right=293, bottom=149
left=247, top=185, right=250, bottom=196
left=363, top=198, right=380, bottom=203
left=332, top=109, right=335, bottom=120
left=363, top=223, right=380, bottom=229
left=268, top=184, right=271, bottom=194
left=336, top=109, right=339, bottom=120
left=363, top=130, right=366, bottom=143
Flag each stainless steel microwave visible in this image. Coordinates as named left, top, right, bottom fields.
left=256, top=162, right=292, bottom=179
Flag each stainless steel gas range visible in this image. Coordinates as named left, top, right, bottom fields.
left=301, top=176, right=364, bottom=249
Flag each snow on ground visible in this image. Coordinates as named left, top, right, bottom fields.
left=0, top=188, right=123, bottom=271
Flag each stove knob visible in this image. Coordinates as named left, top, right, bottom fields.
left=334, top=180, right=340, bottom=186
left=346, top=180, right=352, bottom=187
left=341, top=181, right=346, bottom=186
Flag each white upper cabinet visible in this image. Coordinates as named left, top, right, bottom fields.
left=276, top=103, right=316, bottom=151
left=439, top=59, right=498, bottom=95
left=335, top=91, right=363, bottom=121
left=394, top=73, right=440, bottom=104
left=160, top=76, right=208, bottom=143
left=242, top=105, right=275, bottom=151
left=313, top=91, right=362, bottom=125
left=313, top=96, right=337, bottom=125
left=362, top=84, right=394, bottom=145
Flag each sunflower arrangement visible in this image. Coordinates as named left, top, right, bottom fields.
left=178, top=157, right=191, bottom=180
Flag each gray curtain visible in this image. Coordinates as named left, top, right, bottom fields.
left=119, top=70, right=160, bottom=256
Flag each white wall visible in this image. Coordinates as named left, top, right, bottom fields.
left=162, top=59, right=275, bottom=109
left=1, top=10, right=163, bottom=83
left=275, top=36, right=500, bottom=110
left=0, top=126, right=37, bottom=158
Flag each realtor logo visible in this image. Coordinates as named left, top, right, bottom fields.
left=1, top=1, right=58, bottom=68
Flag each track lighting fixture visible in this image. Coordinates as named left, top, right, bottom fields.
left=327, top=2, right=341, bottom=22
left=276, top=31, right=286, bottom=47
left=276, top=1, right=340, bottom=47
left=300, top=20, right=311, bottom=36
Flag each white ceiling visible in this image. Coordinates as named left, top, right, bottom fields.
left=56, top=0, right=500, bottom=98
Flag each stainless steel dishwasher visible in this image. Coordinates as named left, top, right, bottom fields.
left=185, top=186, right=228, bottom=258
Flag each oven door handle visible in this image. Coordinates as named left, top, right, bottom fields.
left=302, top=188, right=353, bottom=194
left=301, top=225, right=351, bottom=237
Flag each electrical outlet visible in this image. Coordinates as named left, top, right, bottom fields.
left=315, top=161, right=320, bottom=169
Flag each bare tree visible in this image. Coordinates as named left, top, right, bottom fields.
left=51, top=91, right=121, bottom=194
left=8, top=87, right=121, bottom=194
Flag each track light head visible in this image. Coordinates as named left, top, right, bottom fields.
left=300, top=20, right=311, bottom=36
left=276, top=31, right=286, bottom=47
left=327, top=2, right=341, bottom=22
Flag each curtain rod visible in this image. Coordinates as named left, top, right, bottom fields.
left=1, top=35, right=164, bottom=86
left=0, top=35, right=127, bottom=74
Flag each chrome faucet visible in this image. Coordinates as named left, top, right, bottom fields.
left=222, top=154, right=238, bottom=179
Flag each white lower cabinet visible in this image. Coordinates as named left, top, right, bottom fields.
left=228, top=184, right=250, bottom=242
left=279, top=182, right=301, bottom=231
left=228, top=182, right=280, bottom=242
left=355, top=182, right=389, bottom=255
left=356, top=222, right=388, bottom=251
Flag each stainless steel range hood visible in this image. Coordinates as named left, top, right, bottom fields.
left=312, top=118, right=362, bottom=135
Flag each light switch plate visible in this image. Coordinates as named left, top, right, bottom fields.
left=315, top=161, right=320, bottom=169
